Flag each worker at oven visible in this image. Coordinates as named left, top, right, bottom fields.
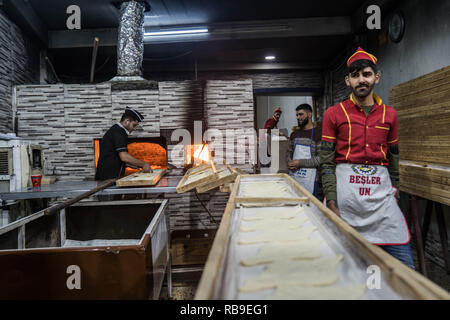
left=320, top=47, right=414, bottom=269
left=95, top=107, right=152, bottom=180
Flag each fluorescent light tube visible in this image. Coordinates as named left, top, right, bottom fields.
left=265, top=55, right=276, bottom=60
left=144, top=28, right=209, bottom=36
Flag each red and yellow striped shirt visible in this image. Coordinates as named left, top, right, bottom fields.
left=321, top=94, right=398, bottom=166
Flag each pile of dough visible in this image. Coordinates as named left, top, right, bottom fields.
left=240, top=239, right=322, bottom=266
left=239, top=181, right=294, bottom=198
left=242, top=206, right=304, bottom=221
left=268, top=283, right=366, bottom=300
left=238, top=225, right=316, bottom=245
left=240, top=255, right=343, bottom=293
left=240, top=215, right=308, bottom=232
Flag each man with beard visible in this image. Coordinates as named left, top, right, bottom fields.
left=320, top=47, right=414, bottom=269
left=287, top=103, right=322, bottom=197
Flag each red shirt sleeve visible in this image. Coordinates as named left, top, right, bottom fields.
left=264, top=118, right=276, bottom=129
left=387, top=108, right=399, bottom=146
left=321, top=107, right=337, bottom=143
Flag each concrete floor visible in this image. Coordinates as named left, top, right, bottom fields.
left=159, top=265, right=203, bottom=300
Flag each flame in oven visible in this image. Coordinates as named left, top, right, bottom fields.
left=193, top=144, right=211, bottom=162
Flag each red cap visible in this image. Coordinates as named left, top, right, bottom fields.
left=274, top=107, right=282, bottom=113
left=347, top=47, right=378, bottom=67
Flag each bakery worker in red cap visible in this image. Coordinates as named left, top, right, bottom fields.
left=320, top=47, right=415, bottom=269
left=262, top=107, right=283, bottom=159
left=264, top=107, right=282, bottom=132
left=95, top=106, right=152, bottom=180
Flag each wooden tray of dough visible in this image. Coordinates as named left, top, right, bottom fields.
left=234, top=173, right=310, bottom=205
left=196, top=164, right=239, bottom=193
left=195, top=174, right=450, bottom=300
left=116, top=169, right=167, bottom=187
left=176, top=163, right=218, bottom=193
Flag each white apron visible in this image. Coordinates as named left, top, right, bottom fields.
left=336, top=163, right=410, bottom=245
left=289, top=128, right=316, bottom=195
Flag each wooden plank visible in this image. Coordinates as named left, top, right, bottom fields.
left=390, top=66, right=450, bottom=99
left=194, top=174, right=240, bottom=299
left=392, top=82, right=450, bottom=108
left=196, top=165, right=238, bottom=193
left=219, top=183, right=233, bottom=193
left=176, top=163, right=218, bottom=193
left=391, top=79, right=450, bottom=104
left=391, top=66, right=450, bottom=187
left=196, top=173, right=450, bottom=300
left=400, top=185, right=450, bottom=207
left=115, top=169, right=167, bottom=187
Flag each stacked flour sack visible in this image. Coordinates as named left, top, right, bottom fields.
left=237, top=205, right=366, bottom=299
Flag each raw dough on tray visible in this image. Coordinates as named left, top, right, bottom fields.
left=240, top=239, right=322, bottom=266
left=241, top=206, right=304, bottom=221
left=238, top=225, right=316, bottom=245
left=240, top=215, right=308, bottom=232
left=240, top=181, right=294, bottom=198
left=239, top=255, right=343, bottom=293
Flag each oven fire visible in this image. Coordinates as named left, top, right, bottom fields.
left=185, top=144, right=212, bottom=168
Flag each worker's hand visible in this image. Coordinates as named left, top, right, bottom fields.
left=326, top=200, right=341, bottom=217
left=288, top=160, right=300, bottom=171
left=142, top=163, right=153, bottom=173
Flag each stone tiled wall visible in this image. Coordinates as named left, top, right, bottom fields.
left=204, top=79, right=255, bottom=173
left=15, top=79, right=240, bottom=230
left=0, top=9, right=39, bottom=133
left=16, top=83, right=159, bottom=180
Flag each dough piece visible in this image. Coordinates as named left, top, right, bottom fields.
left=238, top=225, right=316, bottom=245
left=240, top=215, right=309, bottom=232
left=242, top=206, right=304, bottom=221
left=239, top=255, right=343, bottom=293
left=240, top=181, right=294, bottom=198
left=267, top=284, right=366, bottom=300
left=240, top=239, right=322, bottom=266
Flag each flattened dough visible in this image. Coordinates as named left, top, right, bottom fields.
left=240, top=215, right=308, bottom=232
left=268, top=284, right=366, bottom=300
left=240, top=255, right=343, bottom=293
left=242, top=206, right=304, bottom=221
left=239, top=181, right=295, bottom=198
left=240, top=240, right=322, bottom=266
left=238, top=225, right=316, bottom=245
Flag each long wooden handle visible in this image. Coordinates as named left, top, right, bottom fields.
left=44, top=179, right=117, bottom=216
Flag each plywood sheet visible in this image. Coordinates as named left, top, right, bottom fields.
left=176, top=163, right=218, bottom=193
left=196, top=165, right=238, bottom=193
left=116, top=169, right=167, bottom=187
left=390, top=66, right=450, bottom=204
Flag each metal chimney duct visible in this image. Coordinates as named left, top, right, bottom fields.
left=110, top=0, right=157, bottom=90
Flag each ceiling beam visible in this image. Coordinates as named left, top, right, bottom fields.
left=49, top=28, right=118, bottom=49
left=143, top=62, right=324, bottom=72
left=1, top=0, right=48, bottom=46
left=48, top=16, right=352, bottom=49
left=144, top=16, right=353, bottom=44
